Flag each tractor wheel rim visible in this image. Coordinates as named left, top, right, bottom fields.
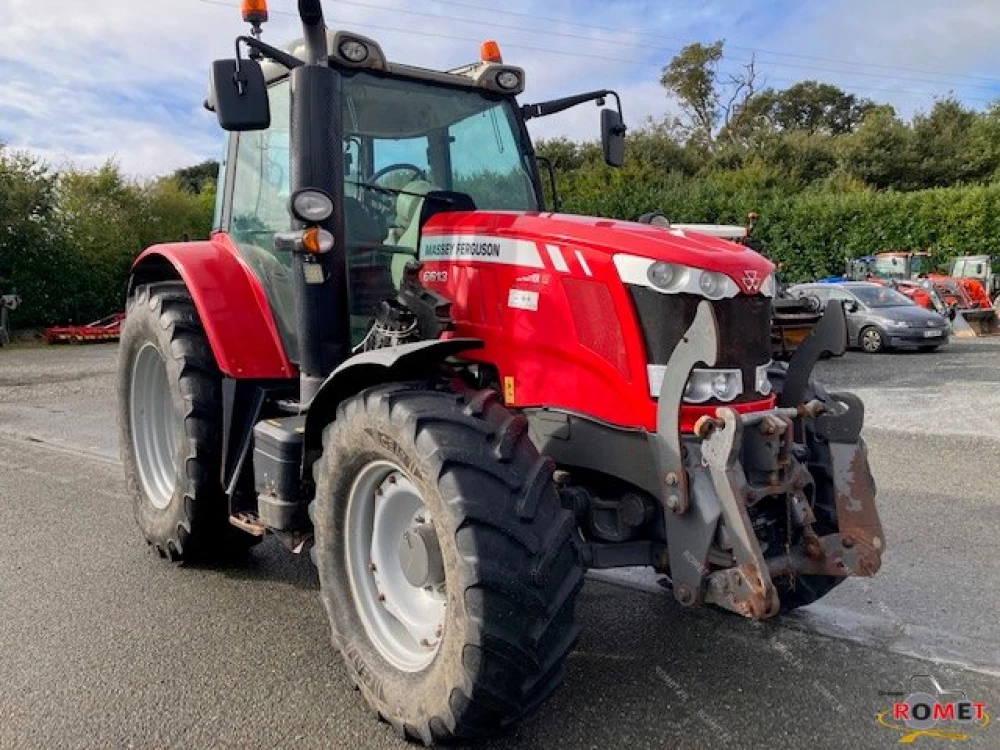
left=862, top=330, right=881, bottom=352
left=345, top=460, right=446, bottom=673
left=130, top=343, right=179, bottom=510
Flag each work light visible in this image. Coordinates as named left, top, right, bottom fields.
left=290, top=189, right=334, bottom=224
left=339, top=39, right=370, bottom=64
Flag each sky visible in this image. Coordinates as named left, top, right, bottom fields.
left=3, top=0, right=1000, bottom=177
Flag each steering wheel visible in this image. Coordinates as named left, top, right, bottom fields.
left=366, top=163, right=427, bottom=189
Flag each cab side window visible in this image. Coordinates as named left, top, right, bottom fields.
left=230, top=80, right=292, bottom=258
left=227, top=80, right=297, bottom=354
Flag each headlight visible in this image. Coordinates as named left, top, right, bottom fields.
left=339, top=39, right=370, bottom=63
left=698, top=271, right=728, bottom=300
left=886, top=319, right=910, bottom=328
left=495, top=70, right=522, bottom=90
left=647, top=262, right=681, bottom=291
left=614, top=255, right=741, bottom=300
left=755, top=362, right=773, bottom=396
left=290, top=189, right=334, bottom=224
left=647, top=366, right=744, bottom=402
left=683, top=368, right=743, bottom=404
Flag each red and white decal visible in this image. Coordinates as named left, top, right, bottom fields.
left=420, top=235, right=544, bottom=268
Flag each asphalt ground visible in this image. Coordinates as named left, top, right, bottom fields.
left=1, top=340, right=999, bottom=749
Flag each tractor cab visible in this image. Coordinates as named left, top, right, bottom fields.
left=872, top=251, right=930, bottom=281
left=222, top=41, right=548, bottom=350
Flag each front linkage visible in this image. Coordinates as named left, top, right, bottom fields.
left=653, top=301, right=884, bottom=619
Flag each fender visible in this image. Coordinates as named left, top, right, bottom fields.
left=129, top=234, right=296, bottom=379
left=303, top=338, right=484, bottom=459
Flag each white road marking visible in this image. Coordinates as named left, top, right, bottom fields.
left=588, top=569, right=1000, bottom=677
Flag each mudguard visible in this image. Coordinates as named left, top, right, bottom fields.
left=128, top=234, right=295, bottom=379
left=302, top=338, right=484, bottom=457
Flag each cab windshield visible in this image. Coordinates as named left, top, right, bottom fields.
left=226, top=71, right=541, bottom=354
left=873, top=255, right=926, bottom=280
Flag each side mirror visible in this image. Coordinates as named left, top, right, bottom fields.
left=601, top=108, right=626, bottom=168
left=845, top=300, right=859, bottom=313
left=210, top=58, right=271, bottom=132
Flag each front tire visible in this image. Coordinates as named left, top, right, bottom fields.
left=859, top=326, right=886, bottom=353
left=118, top=282, right=254, bottom=561
left=311, top=384, right=583, bottom=744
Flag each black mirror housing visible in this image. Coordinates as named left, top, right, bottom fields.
left=211, top=59, right=271, bottom=132
left=601, top=108, right=626, bottom=168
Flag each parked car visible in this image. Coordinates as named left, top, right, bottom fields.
left=788, top=281, right=949, bottom=353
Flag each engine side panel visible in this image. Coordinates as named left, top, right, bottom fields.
left=130, top=234, right=296, bottom=380
left=418, top=212, right=774, bottom=432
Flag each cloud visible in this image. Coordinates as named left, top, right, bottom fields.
left=3, top=0, right=999, bottom=176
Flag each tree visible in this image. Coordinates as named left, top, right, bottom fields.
left=172, top=160, right=220, bottom=194
left=910, top=97, right=978, bottom=187
left=838, top=105, right=919, bottom=190
left=661, top=41, right=725, bottom=148
left=770, top=81, right=874, bottom=135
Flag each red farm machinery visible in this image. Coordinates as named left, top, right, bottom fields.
left=117, top=1, right=884, bottom=742
left=44, top=312, right=125, bottom=344
left=850, top=252, right=999, bottom=336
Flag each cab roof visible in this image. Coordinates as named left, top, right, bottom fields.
left=263, top=30, right=526, bottom=97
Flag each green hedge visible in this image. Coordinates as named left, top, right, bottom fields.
left=0, top=150, right=215, bottom=329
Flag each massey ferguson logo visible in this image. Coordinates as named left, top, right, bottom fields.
left=742, top=270, right=761, bottom=293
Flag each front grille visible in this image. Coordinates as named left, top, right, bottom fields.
left=627, top=287, right=772, bottom=397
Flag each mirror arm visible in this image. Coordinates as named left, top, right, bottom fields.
left=522, top=89, right=617, bottom=121
left=236, top=36, right=305, bottom=72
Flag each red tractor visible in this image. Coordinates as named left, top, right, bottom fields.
left=118, top=1, right=883, bottom=743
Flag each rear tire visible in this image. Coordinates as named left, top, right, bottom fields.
left=311, top=384, right=583, bottom=744
left=859, top=326, right=885, bottom=353
left=118, top=282, right=255, bottom=562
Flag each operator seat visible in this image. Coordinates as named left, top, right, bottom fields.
left=385, top=179, right=436, bottom=286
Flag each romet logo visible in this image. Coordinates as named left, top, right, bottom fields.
left=877, top=675, right=990, bottom=742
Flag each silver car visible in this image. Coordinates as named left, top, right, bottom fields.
left=788, top=282, right=950, bottom=353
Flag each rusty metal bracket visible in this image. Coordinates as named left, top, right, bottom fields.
left=700, top=408, right=781, bottom=619
left=812, top=391, right=884, bottom=577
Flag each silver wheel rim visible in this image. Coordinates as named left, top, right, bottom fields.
left=345, top=460, right=447, bottom=672
left=862, top=330, right=881, bottom=352
left=130, top=343, right=180, bottom=510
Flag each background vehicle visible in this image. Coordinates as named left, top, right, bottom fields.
left=634, top=214, right=825, bottom=360
left=790, top=281, right=949, bottom=353
left=840, top=252, right=998, bottom=336
left=116, top=1, right=884, bottom=742
left=44, top=312, right=125, bottom=345
left=949, top=254, right=1000, bottom=305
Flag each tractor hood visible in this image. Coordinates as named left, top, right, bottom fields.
left=420, top=211, right=775, bottom=291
